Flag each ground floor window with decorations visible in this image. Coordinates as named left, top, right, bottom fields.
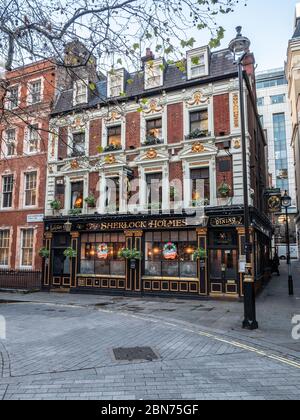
left=144, top=230, right=198, bottom=278
left=80, top=232, right=126, bottom=276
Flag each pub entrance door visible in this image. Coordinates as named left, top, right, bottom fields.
left=51, top=234, right=71, bottom=288
left=208, top=229, right=239, bottom=296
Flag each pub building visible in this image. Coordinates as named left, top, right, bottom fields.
left=43, top=40, right=272, bottom=298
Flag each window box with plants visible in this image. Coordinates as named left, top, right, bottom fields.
left=142, top=136, right=164, bottom=147
left=103, top=144, right=122, bottom=153
left=185, top=129, right=210, bottom=140
left=69, top=208, right=82, bottom=216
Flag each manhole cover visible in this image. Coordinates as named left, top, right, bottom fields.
left=113, top=347, right=159, bottom=362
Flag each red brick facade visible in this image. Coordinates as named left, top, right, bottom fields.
left=167, top=103, right=183, bottom=144
left=216, top=156, right=234, bottom=198
left=213, top=94, right=230, bottom=137
left=89, top=119, right=102, bottom=156
left=126, top=112, right=141, bottom=149
left=0, top=60, right=56, bottom=271
left=58, top=126, right=68, bottom=160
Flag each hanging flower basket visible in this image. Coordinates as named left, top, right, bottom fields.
left=193, top=247, right=207, bottom=261
left=85, top=194, right=96, bottom=208
left=63, top=247, right=77, bottom=259
left=97, top=244, right=109, bottom=260
left=218, top=182, right=231, bottom=198
left=163, top=242, right=177, bottom=260
left=50, top=200, right=62, bottom=211
left=39, top=247, right=50, bottom=259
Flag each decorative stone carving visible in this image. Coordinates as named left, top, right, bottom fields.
left=146, top=148, right=158, bottom=159
left=144, top=99, right=163, bottom=114
left=104, top=110, right=122, bottom=123
left=104, top=154, right=117, bottom=165
left=186, top=90, right=210, bottom=107
left=192, top=142, right=205, bottom=153
left=233, top=138, right=241, bottom=149
left=70, top=160, right=80, bottom=170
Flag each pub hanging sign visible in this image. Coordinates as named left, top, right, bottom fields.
left=265, top=189, right=282, bottom=214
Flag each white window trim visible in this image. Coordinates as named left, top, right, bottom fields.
left=102, top=119, right=125, bottom=151
left=183, top=159, right=216, bottom=209
left=141, top=108, right=167, bottom=146
left=144, top=59, right=164, bottom=90
left=184, top=100, right=213, bottom=139
left=68, top=128, right=88, bottom=157
left=24, top=122, right=41, bottom=155
left=107, top=69, right=125, bottom=98
left=3, top=127, right=17, bottom=158
left=63, top=175, right=88, bottom=214
left=139, top=163, right=169, bottom=212
left=27, top=77, right=44, bottom=106
left=73, top=79, right=88, bottom=106
left=5, top=84, right=20, bottom=110
left=0, top=173, right=15, bottom=210
left=187, top=47, right=209, bottom=80
left=0, top=227, right=12, bottom=269
left=19, top=227, right=35, bottom=270
left=22, top=170, right=39, bottom=209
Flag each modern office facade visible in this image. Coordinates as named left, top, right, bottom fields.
left=257, top=69, right=297, bottom=247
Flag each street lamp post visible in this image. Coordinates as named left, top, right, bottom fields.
left=281, top=191, right=294, bottom=296
left=229, top=27, right=258, bottom=330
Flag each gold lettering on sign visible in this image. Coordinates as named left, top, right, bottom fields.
left=233, top=94, right=239, bottom=128
left=210, top=216, right=243, bottom=227
left=86, top=219, right=188, bottom=231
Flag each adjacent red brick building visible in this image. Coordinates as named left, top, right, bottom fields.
left=0, top=60, right=56, bottom=273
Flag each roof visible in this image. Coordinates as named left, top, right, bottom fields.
left=256, top=68, right=286, bottom=82
left=52, top=48, right=238, bottom=116
left=293, top=18, right=300, bottom=39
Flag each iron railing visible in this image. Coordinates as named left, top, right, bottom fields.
left=0, top=269, right=42, bottom=290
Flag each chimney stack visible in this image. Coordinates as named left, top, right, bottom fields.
left=141, top=48, right=155, bottom=68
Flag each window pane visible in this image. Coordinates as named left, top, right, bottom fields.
left=0, top=230, right=10, bottom=266
left=25, top=172, right=37, bottom=206
left=71, top=181, right=83, bottom=209
left=21, top=229, right=34, bottom=267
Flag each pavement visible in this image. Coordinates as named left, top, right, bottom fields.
left=0, top=262, right=299, bottom=400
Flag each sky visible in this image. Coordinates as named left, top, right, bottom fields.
left=196, top=0, right=298, bottom=72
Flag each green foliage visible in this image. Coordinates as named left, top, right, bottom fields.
left=50, top=200, right=62, bottom=211
left=85, top=194, right=96, bottom=207
left=118, top=248, right=143, bottom=260
left=63, top=247, right=77, bottom=259
left=193, top=248, right=207, bottom=261
left=186, top=129, right=210, bottom=139
left=104, top=144, right=122, bottom=152
left=39, top=247, right=50, bottom=258
left=69, top=208, right=82, bottom=216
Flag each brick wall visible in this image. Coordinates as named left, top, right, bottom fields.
left=167, top=103, right=183, bottom=144
left=58, top=126, right=68, bottom=160
left=89, top=172, right=100, bottom=202
left=169, top=161, right=183, bottom=183
left=213, top=94, right=230, bottom=137
left=126, top=112, right=140, bottom=150
left=89, top=119, right=102, bottom=156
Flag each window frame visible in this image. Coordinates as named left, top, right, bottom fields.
left=6, top=85, right=19, bottom=110
left=73, top=80, right=88, bottom=105
left=27, top=123, right=40, bottom=154
left=20, top=228, right=34, bottom=269
left=28, top=79, right=42, bottom=105
left=1, top=175, right=14, bottom=209
left=5, top=128, right=17, bottom=157
left=24, top=171, right=38, bottom=208
left=0, top=229, right=10, bottom=268
left=71, top=131, right=86, bottom=157
left=187, top=47, right=209, bottom=80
